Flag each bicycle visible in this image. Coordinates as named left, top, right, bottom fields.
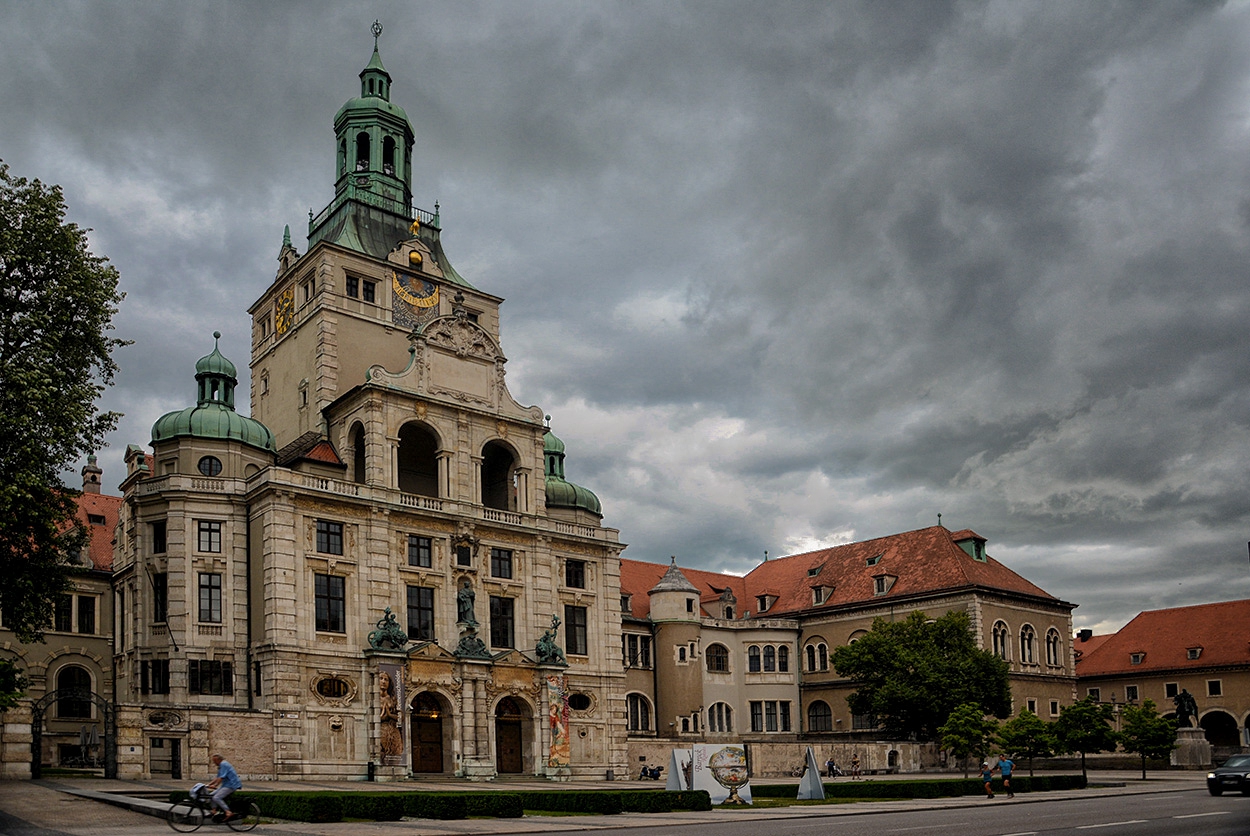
left=167, top=783, right=260, bottom=832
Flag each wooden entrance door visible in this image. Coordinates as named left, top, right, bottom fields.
left=495, top=697, right=524, bottom=774
left=410, top=692, right=444, bottom=773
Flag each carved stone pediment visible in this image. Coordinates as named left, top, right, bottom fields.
left=422, top=317, right=500, bottom=362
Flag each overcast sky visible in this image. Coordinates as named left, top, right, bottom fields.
left=4, top=1, right=1250, bottom=633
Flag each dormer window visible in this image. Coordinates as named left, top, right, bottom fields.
left=873, top=574, right=896, bottom=596
left=811, top=586, right=832, bottom=605
left=1187, top=647, right=1202, bottom=660
left=1130, top=652, right=1145, bottom=665
left=620, top=594, right=631, bottom=613
left=724, top=606, right=734, bottom=619
left=807, top=566, right=821, bottom=577
left=87, top=514, right=106, bottom=526
left=866, top=554, right=881, bottom=566
left=756, top=595, right=773, bottom=613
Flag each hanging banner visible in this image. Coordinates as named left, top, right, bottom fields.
left=546, top=673, right=570, bottom=768
left=692, top=743, right=752, bottom=805
left=377, top=663, right=405, bottom=767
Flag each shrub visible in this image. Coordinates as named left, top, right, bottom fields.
left=463, top=793, right=524, bottom=818
left=403, top=793, right=467, bottom=820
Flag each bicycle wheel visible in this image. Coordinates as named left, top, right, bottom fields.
left=226, top=801, right=260, bottom=832
left=167, top=800, right=205, bottom=832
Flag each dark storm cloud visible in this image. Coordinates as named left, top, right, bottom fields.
left=4, top=1, right=1250, bottom=633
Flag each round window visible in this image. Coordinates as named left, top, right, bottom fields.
left=197, top=456, right=223, bottom=477
left=568, top=693, right=592, bottom=711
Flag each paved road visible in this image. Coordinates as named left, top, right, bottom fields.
left=0, top=771, right=1229, bottom=836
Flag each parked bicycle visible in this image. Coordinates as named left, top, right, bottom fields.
left=167, top=783, right=260, bottom=832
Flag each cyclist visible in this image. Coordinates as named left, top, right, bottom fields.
left=205, top=754, right=243, bottom=823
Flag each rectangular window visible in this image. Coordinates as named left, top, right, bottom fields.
left=490, top=548, right=513, bottom=579
left=456, top=544, right=473, bottom=567
left=765, top=701, right=778, bottom=732
left=489, top=596, right=514, bottom=648
left=1026, top=698, right=1038, bottom=714
left=1049, top=699, right=1060, bottom=717
left=1124, top=685, right=1139, bottom=703
left=314, top=574, right=346, bottom=633
left=140, top=660, right=148, bottom=695
left=1087, top=688, right=1100, bottom=702
left=316, top=520, right=343, bottom=555
left=362, top=280, right=376, bottom=303
left=780, top=701, right=791, bottom=732
left=1165, top=682, right=1179, bottom=699
left=1208, top=680, right=1222, bottom=697
left=54, top=595, right=73, bottom=632
left=407, top=535, right=432, bottom=568
left=153, top=573, right=168, bottom=623
left=197, top=520, right=222, bottom=553
left=564, top=559, right=586, bottom=588
left=188, top=659, right=233, bottom=696
left=564, top=605, right=588, bottom=656
left=198, top=573, right=222, bottom=623
left=623, top=634, right=652, bottom=668
left=686, top=599, right=694, bottom=613
left=346, top=276, right=359, bottom=298
left=750, top=701, right=763, bottom=733
left=76, top=595, right=96, bottom=635
left=151, top=520, right=167, bottom=553
left=620, top=594, right=631, bottom=612
left=142, top=659, right=171, bottom=695
left=407, top=586, right=435, bottom=641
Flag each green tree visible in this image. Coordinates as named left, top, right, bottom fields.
left=0, top=658, right=29, bottom=711
left=997, top=709, right=1057, bottom=777
left=0, top=163, right=125, bottom=643
left=830, top=610, right=1011, bottom=740
left=1119, top=699, right=1177, bottom=780
left=1053, top=697, right=1117, bottom=780
left=938, top=702, right=1000, bottom=777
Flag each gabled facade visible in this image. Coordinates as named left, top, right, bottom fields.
left=1075, top=599, right=1250, bottom=752
left=620, top=526, right=1077, bottom=752
left=0, top=459, right=118, bottom=777
left=111, top=30, right=626, bottom=781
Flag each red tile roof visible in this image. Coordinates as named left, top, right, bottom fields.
left=1075, top=599, right=1250, bottom=677
left=621, top=526, right=1061, bottom=619
left=1072, top=632, right=1112, bottom=663
left=75, top=492, right=121, bottom=571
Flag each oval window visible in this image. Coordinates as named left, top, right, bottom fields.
left=316, top=678, right=349, bottom=699
left=198, top=456, right=223, bottom=477
left=568, top=693, right=592, bottom=711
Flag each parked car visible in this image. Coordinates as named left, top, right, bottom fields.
left=1207, top=754, right=1250, bottom=796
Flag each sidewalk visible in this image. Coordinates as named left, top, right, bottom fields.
left=0, top=770, right=1209, bottom=836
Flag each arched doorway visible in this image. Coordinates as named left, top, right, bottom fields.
left=1200, top=710, right=1240, bottom=748
left=30, top=688, right=116, bottom=779
left=481, top=441, right=517, bottom=511
left=495, top=697, right=526, bottom=774
left=410, top=691, right=448, bottom=773
left=397, top=422, right=439, bottom=496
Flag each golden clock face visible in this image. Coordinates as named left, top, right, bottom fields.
left=391, top=271, right=439, bottom=309
left=275, top=288, right=295, bottom=335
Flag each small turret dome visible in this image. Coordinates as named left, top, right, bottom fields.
left=151, top=333, right=277, bottom=454
left=543, top=422, right=601, bottom=516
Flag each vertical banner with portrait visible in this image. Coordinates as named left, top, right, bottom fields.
left=377, top=663, right=405, bottom=767
left=692, top=743, right=752, bottom=805
left=546, top=673, right=570, bottom=768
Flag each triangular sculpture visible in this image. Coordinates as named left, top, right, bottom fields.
left=797, top=746, right=826, bottom=800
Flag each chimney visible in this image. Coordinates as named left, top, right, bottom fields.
left=1077, top=629, right=1093, bottom=642
left=81, top=454, right=102, bottom=494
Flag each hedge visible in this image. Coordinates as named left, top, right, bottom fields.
left=167, top=788, right=709, bottom=821
left=750, top=774, right=1086, bottom=800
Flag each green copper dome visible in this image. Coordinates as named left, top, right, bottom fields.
left=152, top=332, right=277, bottom=454
left=543, top=422, right=601, bottom=516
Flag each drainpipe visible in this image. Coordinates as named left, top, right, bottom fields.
left=245, top=502, right=254, bottom=711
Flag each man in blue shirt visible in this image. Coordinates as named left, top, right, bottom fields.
left=998, top=755, right=1015, bottom=798
left=206, top=754, right=243, bottom=822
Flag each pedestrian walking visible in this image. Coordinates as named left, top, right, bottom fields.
left=850, top=752, right=861, bottom=780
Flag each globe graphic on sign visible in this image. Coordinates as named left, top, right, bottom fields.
left=707, top=745, right=749, bottom=805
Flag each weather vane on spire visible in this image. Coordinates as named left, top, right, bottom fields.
left=371, top=19, right=383, bottom=49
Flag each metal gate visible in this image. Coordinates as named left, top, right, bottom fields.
left=30, top=688, right=116, bottom=779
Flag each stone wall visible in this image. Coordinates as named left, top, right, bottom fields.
left=208, top=712, right=275, bottom=779
left=0, top=704, right=33, bottom=779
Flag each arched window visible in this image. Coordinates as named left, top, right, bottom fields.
left=747, top=645, right=761, bottom=672
left=481, top=441, right=517, bottom=511
left=1046, top=628, right=1062, bottom=667
left=627, top=694, right=651, bottom=732
left=818, top=643, right=828, bottom=671
left=806, top=644, right=817, bottom=671
left=383, top=136, right=396, bottom=176
left=355, top=131, right=370, bottom=171
left=763, top=645, right=776, bottom=672
left=706, top=644, right=729, bottom=673
left=778, top=645, right=790, bottom=673
left=351, top=423, right=366, bottom=484
left=397, top=423, right=439, bottom=496
left=992, top=621, right=1009, bottom=660
left=708, top=702, right=733, bottom=733
left=807, top=700, right=833, bottom=732
left=56, top=665, right=92, bottom=719
left=1019, top=625, right=1036, bottom=665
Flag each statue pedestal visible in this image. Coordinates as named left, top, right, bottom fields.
left=1170, top=726, right=1212, bottom=769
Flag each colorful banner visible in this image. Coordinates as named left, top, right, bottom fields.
left=692, top=743, right=752, bottom=805
left=546, top=673, right=570, bottom=768
left=378, top=663, right=405, bottom=767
